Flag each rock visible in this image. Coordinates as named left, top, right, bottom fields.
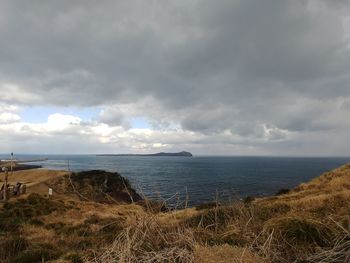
left=69, top=170, right=142, bottom=203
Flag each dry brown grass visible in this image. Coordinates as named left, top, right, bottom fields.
left=4, top=169, right=68, bottom=188
left=2, top=164, right=350, bottom=262
left=195, top=244, right=266, bottom=263
left=256, top=164, right=350, bottom=215
left=22, top=224, right=56, bottom=244
left=42, top=201, right=144, bottom=226
left=86, top=215, right=195, bottom=263
left=307, top=236, right=350, bottom=262
left=157, top=208, right=200, bottom=226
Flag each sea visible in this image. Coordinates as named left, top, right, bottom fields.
left=1, top=154, right=349, bottom=206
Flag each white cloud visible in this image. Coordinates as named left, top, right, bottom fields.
left=0, top=112, right=21, bottom=124
left=0, top=102, right=21, bottom=124
left=47, top=113, right=81, bottom=128
left=0, top=109, right=286, bottom=154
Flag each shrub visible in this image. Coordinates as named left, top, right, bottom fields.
left=70, top=170, right=142, bottom=203
left=86, top=216, right=195, bottom=263
left=264, top=217, right=335, bottom=247
left=84, top=214, right=101, bottom=224
left=136, top=199, right=169, bottom=213
left=0, top=193, right=66, bottom=232
left=243, top=196, right=255, bottom=204
left=9, top=248, right=61, bottom=263
left=185, top=205, right=242, bottom=230
left=0, top=236, right=28, bottom=261
left=192, top=228, right=246, bottom=246
left=65, top=253, right=84, bottom=263
left=254, top=202, right=291, bottom=221
left=306, top=233, right=350, bottom=263
left=275, top=188, right=290, bottom=196
left=84, top=215, right=125, bottom=242
left=195, top=202, right=219, bottom=211
left=28, top=218, right=45, bottom=226
left=98, top=219, right=125, bottom=242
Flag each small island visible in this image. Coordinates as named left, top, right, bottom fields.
left=97, top=151, right=193, bottom=157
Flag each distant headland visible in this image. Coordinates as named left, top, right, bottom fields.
left=96, top=151, right=193, bottom=157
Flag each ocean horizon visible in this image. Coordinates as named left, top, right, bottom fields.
left=2, top=154, right=349, bottom=206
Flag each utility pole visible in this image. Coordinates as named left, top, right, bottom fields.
left=10, top=152, right=13, bottom=176
left=2, top=167, right=8, bottom=201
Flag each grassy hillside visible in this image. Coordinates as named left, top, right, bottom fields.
left=1, top=164, right=350, bottom=262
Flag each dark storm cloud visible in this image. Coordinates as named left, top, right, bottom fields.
left=1, top=0, right=350, bottom=155
left=0, top=0, right=348, bottom=102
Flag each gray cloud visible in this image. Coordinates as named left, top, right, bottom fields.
left=98, top=106, right=131, bottom=128
left=0, top=0, right=350, bottom=155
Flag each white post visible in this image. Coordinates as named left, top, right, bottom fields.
left=48, top=188, right=53, bottom=199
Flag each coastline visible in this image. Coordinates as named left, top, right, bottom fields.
left=7, top=155, right=349, bottom=207
left=1, top=164, right=350, bottom=262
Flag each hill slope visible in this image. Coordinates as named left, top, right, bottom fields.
left=1, top=164, right=350, bottom=262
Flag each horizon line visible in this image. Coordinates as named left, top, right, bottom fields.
left=1, top=153, right=350, bottom=159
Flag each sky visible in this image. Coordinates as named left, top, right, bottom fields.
left=0, top=0, right=350, bottom=156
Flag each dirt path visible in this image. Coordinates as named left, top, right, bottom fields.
left=1, top=168, right=70, bottom=196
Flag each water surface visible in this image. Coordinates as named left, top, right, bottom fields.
left=1, top=154, right=348, bottom=206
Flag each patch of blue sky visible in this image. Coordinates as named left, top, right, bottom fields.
left=20, top=106, right=101, bottom=123
left=130, top=117, right=150, bottom=129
